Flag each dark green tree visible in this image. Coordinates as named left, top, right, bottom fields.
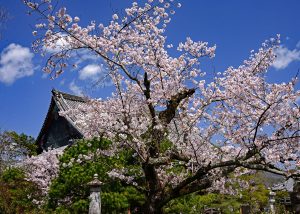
left=0, top=167, right=44, bottom=214
left=0, top=131, right=40, bottom=214
left=47, top=138, right=144, bottom=213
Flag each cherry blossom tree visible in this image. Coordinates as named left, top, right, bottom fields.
left=25, top=0, right=300, bottom=213
left=22, top=146, right=65, bottom=201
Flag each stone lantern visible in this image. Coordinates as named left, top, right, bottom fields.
left=88, top=174, right=102, bottom=214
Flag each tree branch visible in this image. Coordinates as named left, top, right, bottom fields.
left=159, top=88, right=196, bottom=125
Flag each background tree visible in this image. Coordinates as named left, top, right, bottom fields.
left=164, top=172, right=271, bottom=213
left=25, top=1, right=300, bottom=213
left=0, top=131, right=43, bottom=213
left=0, top=130, right=36, bottom=174
left=0, top=166, right=44, bottom=214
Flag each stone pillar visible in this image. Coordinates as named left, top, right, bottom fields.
left=269, top=190, right=276, bottom=214
left=88, top=174, right=102, bottom=214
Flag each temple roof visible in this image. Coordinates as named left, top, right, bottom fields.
left=51, top=89, right=89, bottom=124
left=36, top=89, right=89, bottom=147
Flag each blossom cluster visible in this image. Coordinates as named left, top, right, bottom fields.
left=22, top=146, right=65, bottom=197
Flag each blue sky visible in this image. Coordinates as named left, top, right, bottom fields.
left=0, top=0, right=300, bottom=138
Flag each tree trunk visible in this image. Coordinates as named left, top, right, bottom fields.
left=142, top=196, right=163, bottom=214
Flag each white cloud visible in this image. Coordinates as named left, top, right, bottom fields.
left=69, top=80, right=83, bottom=95
left=79, top=64, right=102, bottom=80
left=0, top=43, right=35, bottom=84
left=272, top=45, right=300, bottom=70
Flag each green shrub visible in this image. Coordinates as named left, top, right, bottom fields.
left=0, top=167, right=44, bottom=214
left=47, top=138, right=144, bottom=213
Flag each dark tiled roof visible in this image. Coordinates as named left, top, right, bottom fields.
left=36, top=89, right=89, bottom=145
left=52, top=89, right=87, bottom=104
left=51, top=89, right=89, bottom=125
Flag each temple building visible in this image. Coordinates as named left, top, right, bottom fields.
left=36, top=89, right=88, bottom=153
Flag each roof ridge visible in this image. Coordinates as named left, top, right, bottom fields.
left=51, top=88, right=88, bottom=102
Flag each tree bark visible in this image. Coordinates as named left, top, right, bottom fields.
left=141, top=195, right=163, bottom=214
